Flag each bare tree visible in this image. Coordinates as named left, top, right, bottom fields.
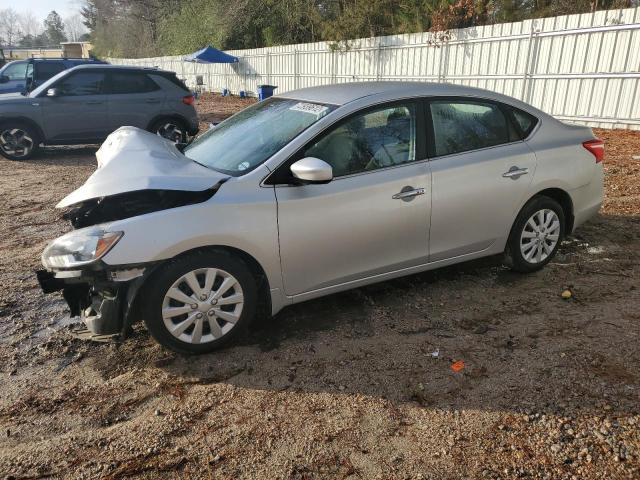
left=18, top=11, right=42, bottom=39
left=64, top=14, right=87, bottom=41
left=0, top=8, right=22, bottom=46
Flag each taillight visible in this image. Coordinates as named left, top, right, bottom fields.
left=583, top=139, right=604, bottom=163
left=182, top=95, right=195, bottom=105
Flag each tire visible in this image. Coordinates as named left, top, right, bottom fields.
left=0, top=121, right=40, bottom=161
left=143, top=251, right=257, bottom=354
left=505, top=196, right=565, bottom=273
left=149, top=118, right=188, bottom=144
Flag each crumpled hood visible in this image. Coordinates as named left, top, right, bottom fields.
left=57, top=127, right=228, bottom=208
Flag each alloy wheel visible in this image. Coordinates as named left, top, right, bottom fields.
left=156, top=122, right=184, bottom=143
left=0, top=128, right=34, bottom=159
left=520, top=209, right=561, bottom=264
left=161, top=268, right=244, bottom=344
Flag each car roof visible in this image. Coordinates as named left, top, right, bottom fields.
left=65, top=64, right=173, bottom=74
left=277, top=81, right=525, bottom=107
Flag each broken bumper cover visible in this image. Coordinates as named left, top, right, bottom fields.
left=36, top=265, right=149, bottom=337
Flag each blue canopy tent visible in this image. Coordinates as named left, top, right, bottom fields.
left=183, top=46, right=239, bottom=64
left=182, top=46, right=239, bottom=94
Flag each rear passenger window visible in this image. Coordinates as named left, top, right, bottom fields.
left=109, top=73, right=160, bottom=94
left=34, top=63, right=66, bottom=82
left=429, top=100, right=514, bottom=157
left=510, top=108, right=538, bottom=138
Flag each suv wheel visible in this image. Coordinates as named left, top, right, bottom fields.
left=143, top=252, right=257, bottom=354
left=150, top=118, right=188, bottom=144
left=0, top=122, right=40, bottom=160
left=506, top=196, right=565, bottom=273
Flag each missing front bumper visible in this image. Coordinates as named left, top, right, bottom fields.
left=36, top=268, right=147, bottom=338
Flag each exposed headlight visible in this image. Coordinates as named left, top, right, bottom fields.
left=42, top=229, right=123, bottom=269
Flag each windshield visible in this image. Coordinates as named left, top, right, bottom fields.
left=184, top=98, right=336, bottom=175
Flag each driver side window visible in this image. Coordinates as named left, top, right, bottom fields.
left=55, top=72, right=105, bottom=96
left=302, top=103, right=417, bottom=177
left=2, top=62, right=27, bottom=80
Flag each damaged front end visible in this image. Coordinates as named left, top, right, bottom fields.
left=36, top=266, right=148, bottom=337
left=37, top=127, right=230, bottom=339
left=38, top=184, right=225, bottom=339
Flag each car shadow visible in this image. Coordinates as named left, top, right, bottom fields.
left=126, top=213, right=640, bottom=419
left=53, top=211, right=632, bottom=425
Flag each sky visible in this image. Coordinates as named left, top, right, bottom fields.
left=4, top=0, right=81, bottom=20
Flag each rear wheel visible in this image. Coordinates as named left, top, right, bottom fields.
left=0, top=122, right=40, bottom=160
left=506, top=196, right=565, bottom=273
left=150, top=118, right=188, bottom=144
left=143, top=252, right=257, bottom=354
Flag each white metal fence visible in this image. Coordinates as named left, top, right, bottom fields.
left=109, top=6, right=640, bottom=130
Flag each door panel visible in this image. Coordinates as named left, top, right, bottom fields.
left=427, top=98, right=537, bottom=262
left=429, top=143, right=536, bottom=261
left=40, top=71, right=109, bottom=142
left=276, top=163, right=431, bottom=296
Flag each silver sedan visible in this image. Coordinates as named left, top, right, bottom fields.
left=39, top=82, right=604, bottom=354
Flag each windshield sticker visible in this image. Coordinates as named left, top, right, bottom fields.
left=289, top=102, right=329, bottom=117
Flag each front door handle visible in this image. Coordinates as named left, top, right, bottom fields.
left=502, top=166, right=529, bottom=179
left=392, top=187, right=425, bottom=201
left=85, top=100, right=104, bottom=105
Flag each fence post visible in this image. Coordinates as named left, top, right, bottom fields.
left=331, top=49, right=336, bottom=84
left=294, top=49, right=299, bottom=89
left=437, top=38, right=449, bottom=83
left=521, top=26, right=539, bottom=102
left=376, top=42, right=383, bottom=81
left=267, top=51, right=272, bottom=85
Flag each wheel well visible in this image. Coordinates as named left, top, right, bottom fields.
left=532, top=188, right=575, bottom=234
left=147, top=114, right=189, bottom=132
left=0, top=117, right=45, bottom=144
left=126, top=245, right=272, bottom=331
left=173, top=245, right=272, bottom=316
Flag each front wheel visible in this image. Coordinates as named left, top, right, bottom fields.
left=506, top=196, right=565, bottom=273
left=143, top=252, right=257, bottom=354
left=0, top=122, right=40, bottom=160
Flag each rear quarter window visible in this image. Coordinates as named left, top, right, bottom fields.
left=510, top=108, right=539, bottom=138
left=154, top=73, right=190, bottom=93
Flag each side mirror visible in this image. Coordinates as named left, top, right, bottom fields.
left=0, top=75, right=9, bottom=84
left=46, top=88, right=59, bottom=97
left=290, top=157, right=333, bottom=184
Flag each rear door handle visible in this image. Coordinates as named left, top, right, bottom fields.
left=392, top=187, right=425, bottom=200
left=502, top=166, right=529, bottom=179
left=85, top=101, right=104, bottom=105
left=145, top=98, right=161, bottom=103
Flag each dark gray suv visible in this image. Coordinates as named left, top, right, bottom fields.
left=0, top=65, right=199, bottom=160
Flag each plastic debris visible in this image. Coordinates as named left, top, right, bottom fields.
left=451, top=360, right=465, bottom=373
left=431, top=349, right=440, bottom=358
left=561, top=289, right=572, bottom=299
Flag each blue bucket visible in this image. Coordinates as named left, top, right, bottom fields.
left=257, top=85, right=277, bottom=101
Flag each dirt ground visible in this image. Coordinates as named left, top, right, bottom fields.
left=0, top=93, right=638, bottom=479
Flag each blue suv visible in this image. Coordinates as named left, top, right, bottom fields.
left=0, top=58, right=107, bottom=95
